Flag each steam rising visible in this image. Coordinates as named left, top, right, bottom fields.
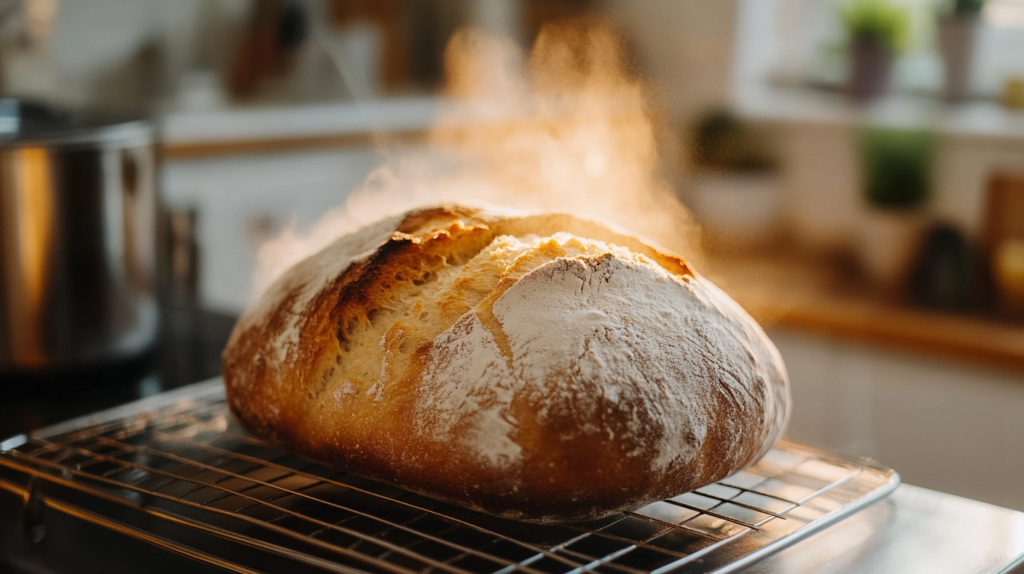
left=255, top=22, right=698, bottom=298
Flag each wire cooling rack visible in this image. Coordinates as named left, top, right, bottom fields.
left=0, top=379, right=898, bottom=574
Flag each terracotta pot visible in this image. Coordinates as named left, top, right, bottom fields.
left=849, top=35, right=894, bottom=101
left=688, top=173, right=784, bottom=253
left=859, top=209, right=927, bottom=291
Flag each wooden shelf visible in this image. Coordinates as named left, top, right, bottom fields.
left=704, top=254, right=1024, bottom=372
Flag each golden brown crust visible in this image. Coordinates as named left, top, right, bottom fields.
left=223, top=204, right=789, bottom=523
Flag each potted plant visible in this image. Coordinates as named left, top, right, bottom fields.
left=857, top=127, right=935, bottom=290
left=687, top=110, right=783, bottom=253
left=841, top=0, right=909, bottom=100
left=937, top=0, right=985, bottom=101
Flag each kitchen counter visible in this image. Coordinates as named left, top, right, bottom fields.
left=705, top=253, right=1024, bottom=373
left=745, top=484, right=1024, bottom=573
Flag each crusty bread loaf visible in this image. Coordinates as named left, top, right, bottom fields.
left=223, top=204, right=789, bottom=523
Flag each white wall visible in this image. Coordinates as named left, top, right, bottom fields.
left=600, top=0, right=739, bottom=123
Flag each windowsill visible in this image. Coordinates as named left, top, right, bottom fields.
left=733, top=82, right=1024, bottom=143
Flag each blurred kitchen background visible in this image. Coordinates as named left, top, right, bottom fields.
left=0, top=0, right=1023, bottom=514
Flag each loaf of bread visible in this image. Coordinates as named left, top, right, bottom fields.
left=223, top=205, right=789, bottom=523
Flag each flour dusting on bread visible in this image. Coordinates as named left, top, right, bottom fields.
left=416, top=232, right=776, bottom=475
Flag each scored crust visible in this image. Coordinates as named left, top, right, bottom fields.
left=222, top=204, right=790, bottom=523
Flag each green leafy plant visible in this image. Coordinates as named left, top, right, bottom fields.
left=841, top=0, right=910, bottom=51
left=951, top=0, right=985, bottom=15
left=692, top=110, right=776, bottom=173
left=860, top=127, right=935, bottom=209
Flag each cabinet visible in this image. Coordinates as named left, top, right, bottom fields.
left=772, top=327, right=1024, bottom=511
left=162, top=148, right=384, bottom=312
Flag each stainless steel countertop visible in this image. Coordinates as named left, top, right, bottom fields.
left=743, top=484, right=1024, bottom=573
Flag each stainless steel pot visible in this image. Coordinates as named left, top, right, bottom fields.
left=0, top=100, right=158, bottom=370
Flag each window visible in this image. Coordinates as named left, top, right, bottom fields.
left=737, top=0, right=1024, bottom=98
